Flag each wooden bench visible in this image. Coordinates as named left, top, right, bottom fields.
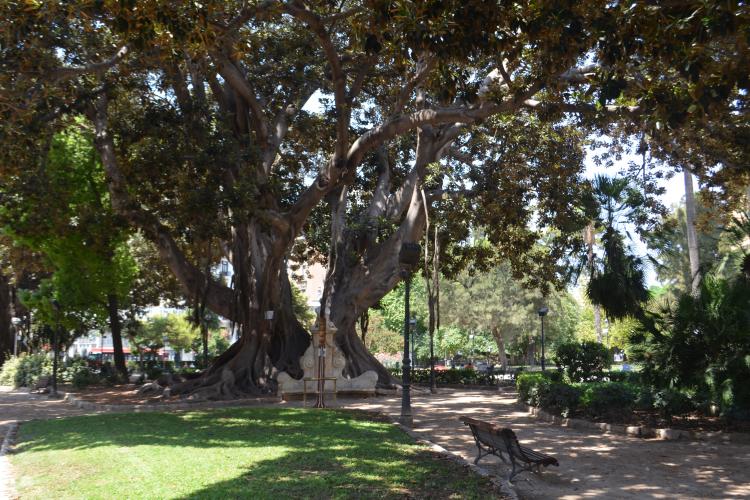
left=460, top=416, right=559, bottom=481
left=33, top=375, right=51, bottom=393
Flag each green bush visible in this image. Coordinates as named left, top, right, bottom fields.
left=539, top=382, right=582, bottom=417
left=630, top=276, right=750, bottom=419
left=62, top=358, right=99, bottom=389
left=389, top=368, right=497, bottom=386
left=634, top=385, right=655, bottom=411
left=605, top=371, right=641, bottom=384
left=516, top=372, right=557, bottom=406
left=146, top=366, right=163, bottom=380
left=579, top=382, right=636, bottom=420
left=653, top=389, right=694, bottom=421
left=554, top=341, right=610, bottom=382
left=0, top=353, right=52, bottom=388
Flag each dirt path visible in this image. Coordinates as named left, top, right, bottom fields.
left=343, top=388, right=750, bottom=499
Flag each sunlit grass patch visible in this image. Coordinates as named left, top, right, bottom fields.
left=11, top=407, right=498, bottom=499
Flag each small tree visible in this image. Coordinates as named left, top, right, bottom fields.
left=554, top=341, right=610, bottom=382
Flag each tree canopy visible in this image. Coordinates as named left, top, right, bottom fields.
left=1, top=1, right=748, bottom=394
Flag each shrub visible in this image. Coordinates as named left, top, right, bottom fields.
left=579, top=382, right=636, bottom=420
left=390, top=368, right=497, bottom=386
left=62, top=359, right=99, bottom=389
left=539, top=382, right=582, bottom=417
left=0, top=353, right=52, bottom=388
left=634, top=385, right=655, bottom=411
left=605, top=371, right=641, bottom=384
left=555, top=341, right=610, bottom=382
left=146, top=366, right=163, bottom=380
left=653, top=389, right=694, bottom=422
left=516, top=372, right=555, bottom=406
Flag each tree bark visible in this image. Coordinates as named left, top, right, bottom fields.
left=106, top=294, right=128, bottom=378
left=491, top=326, right=508, bottom=370
left=683, top=166, right=701, bottom=295
left=0, top=274, right=13, bottom=366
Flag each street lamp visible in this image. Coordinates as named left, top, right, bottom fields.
left=162, top=336, right=168, bottom=371
left=50, top=300, right=61, bottom=398
left=469, top=333, right=475, bottom=365
left=399, top=241, right=421, bottom=427
left=409, top=316, right=417, bottom=378
left=11, top=317, right=21, bottom=356
left=538, top=306, right=549, bottom=371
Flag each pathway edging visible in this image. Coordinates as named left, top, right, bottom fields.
left=526, top=404, right=750, bottom=444
left=0, top=422, right=19, bottom=500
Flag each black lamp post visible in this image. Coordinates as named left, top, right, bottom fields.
left=538, top=306, right=549, bottom=371
left=409, top=316, right=417, bottom=377
left=51, top=300, right=61, bottom=398
left=399, top=242, right=421, bottom=427
left=162, top=336, right=168, bottom=371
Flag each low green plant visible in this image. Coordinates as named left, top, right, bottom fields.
left=0, top=353, right=52, bottom=388
left=539, top=382, right=582, bottom=417
left=554, top=341, right=610, bottom=382
left=389, top=368, right=497, bottom=386
left=516, top=372, right=560, bottom=406
left=61, top=358, right=99, bottom=389
left=579, top=382, right=636, bottom=420
left=653, top=388, right=694, bottom=422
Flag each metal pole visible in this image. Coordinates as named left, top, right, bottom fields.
left=51, top=324, right=59, bottom=397
left=410, top=319, right=415, bottom=377
left=541, top=316, right=546, bottom=371
left=429, top=324, right=436, bottom=394
left=12, top=322, right=17, bottom=356
left=400, top=274, right=412, bottom=426
left=314, top=317, right=327, bottom=408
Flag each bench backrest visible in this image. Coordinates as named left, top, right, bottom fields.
left=499, top=428, right=526, bottom=459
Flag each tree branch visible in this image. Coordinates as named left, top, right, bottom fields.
left=284, top=2, right=348, bottom=162
left=48, top=45, right=129, bottom=81
left=393, top=54, right=437, bottom=113
left=90, top=93, right=235, bottom=320
left=213, top=52, right=269, bottom=146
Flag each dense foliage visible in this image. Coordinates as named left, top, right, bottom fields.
left=554, top=341, right=610, bottom=382
left=2, top=0, right=748, bottom=394
left=389, top=367, right=497, bottom=386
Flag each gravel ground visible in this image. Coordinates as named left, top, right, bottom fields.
left=343, top=388, right=750, bottom=499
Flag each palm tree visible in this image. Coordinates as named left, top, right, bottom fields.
left=586, top=175, right=650, bottom=321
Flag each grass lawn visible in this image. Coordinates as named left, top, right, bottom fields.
left=10, top=408, right=498, bottom=499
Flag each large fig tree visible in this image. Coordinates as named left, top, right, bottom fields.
left=2, top=1, right=747, bottom=396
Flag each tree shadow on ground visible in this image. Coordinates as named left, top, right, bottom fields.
left=12, top=408, right=498, bottom=499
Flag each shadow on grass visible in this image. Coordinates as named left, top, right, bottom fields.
left=13, top=408, right=496, bottom=499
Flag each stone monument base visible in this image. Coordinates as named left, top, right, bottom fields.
left=276, top=320, right=377, bottom=399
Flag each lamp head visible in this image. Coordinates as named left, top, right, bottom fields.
left=538, top=306, right=549, bottom=317
left=399, top=242, right=421, bottom=269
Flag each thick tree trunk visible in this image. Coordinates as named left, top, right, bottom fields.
left=106, top=294, right=128, bottom=378
left=684, top=167, right=701, bottom=295
left=335, top=316, right=395, bottom=387
left=172, top=262, right=310, bottom=398
left=0, top=275, right=13, bottom=366
left=491, top=326, right=508, bottom=370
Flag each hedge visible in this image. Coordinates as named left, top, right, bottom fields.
left=388, top=368, right=497, bottom=386
left=518, top=372, right=638, bottom=420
